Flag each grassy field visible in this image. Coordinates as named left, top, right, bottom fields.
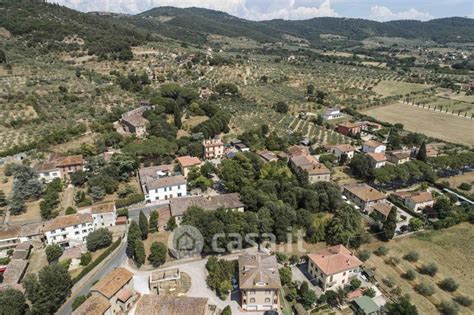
left=363, top=103, right=474, bottom=146
left=373, top=80, right=431, bottom=97
left=437, top=172, right=474, bottom=194
left=362, top=223, right=474, bottom=315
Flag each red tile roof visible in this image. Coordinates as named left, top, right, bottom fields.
left=176, top=156, right=201, bottom=168
left=308, top=245, right=362, bottom=276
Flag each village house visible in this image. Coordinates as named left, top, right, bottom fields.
left=134, top=295, right=216, bottom=315
left=367, top=202, right=393, bottom=221
left=394, top=191, right=434, bottom=212
left=43, top=213, right=94, bottom=247
left=54, top=155, right=86, bottom=180
left=139, top=165, right=187, bottom=202
left=238, top=253, right=281, bottom=312
left=235, top=142, right=250, bottom=152
left=256, top=150, right=278, bottom=163
left=307, top=244, right=363, bottom=291
left=343, top=183, right=387, bottom=210
left=323, top=108, right=343, bottom=121
left=328, top=144, right=356, bottom=161
left=0, top=223, right=43, bottom=253
left=77, top=201, right=117, bottom=228
left=89, top=267, right=138, bottom=314
left=352, top=296, right=381, bottom=315
left=367, top=152, right=387, bottom=168
left=176, top=155, right=202, bottom=178
left=287, top=145, right=310, bottom=158
left=202, top=138, right=224, bottom=159
left=34, top=154, right=86, bottom=182
left=72, top=295, right=111, bottom=315
left=362, top=140, right=386, bottom=154
left=34, top=162, right=61, bottom=183
left=336, top=122, right=362, bottom=136
left=387, top=151, right=411, bottom=165
left=290, top=154, right=331, bottom=183
left=169, top=193, right=245, bottom=225
left=119, top=106, right=150, bottom=138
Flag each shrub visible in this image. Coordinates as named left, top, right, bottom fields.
left=383, top=276, right=396, bottom=288
left=117, top=208, right=129, bottom=217
left=419, top=262, right=438, bottom=276
left=403, top=251, right=420, bottom=262
left=80, top=252, right=92, bottom=266
left=350, top=278, right=361, bottom=290
left=86, top=228, right=113, bottom=252
left=148, top=242, right=167, bottom=268
left=458, top=182, right=471, bottom=191
left=115, top=194, right=144, bottom=208
left=72, top=295, right=88, bottom=310
left=65, top=206, right=76, bottom=215
left=438, top=278, right=459, bottom=292
left=276, top=252, right=288, bottom=263
left=402, top=269, right=416, bottom=281
left=363, top=287, right=376, bottom=298
left=438, top=301, right=459, bottom=315
left=357, top=250, right=371, bottom=262
left=385, top=256, right=401, bottom=266
left=374, top=246, right=388, bottom=256
left=415, top=282, right=435, bottom=296
left=453, top=295, right=472, bottom=307
left=0, top=257, right=10, bottom=265
left=45, top=244, right=64, bottom=263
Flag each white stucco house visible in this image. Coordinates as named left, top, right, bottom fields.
left=44, top=214, right=94, bottom=247
left=78, top=202, right=117, bottom=228
left=323, top=108, right=343, bottom=121
left=362, top=140, right=386, bottom=154
left=139, top=165, right=188, bottom=202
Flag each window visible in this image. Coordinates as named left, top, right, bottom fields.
left=250, top=298, right=255, bottom=303
left=342, top=279, right=345, bottom=284
left=265, top=298, right=271, bottom=303
left=75, top=231, right=79, bottom=235
left=330, top=276, right=333, bottom=282
left=343, top=272, right=346, bottom=276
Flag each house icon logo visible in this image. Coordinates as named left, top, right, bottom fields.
left=169, top=225, right=204, bottom=259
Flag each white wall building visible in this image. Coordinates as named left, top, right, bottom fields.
left=34, top=162, right=62, bottom=183
left=362, top=140, right=386, bottom=153
left=323, top=108, right=343, bottom=121
left=139, top=165, right=187, bottom=203
left=44, top=214, right=94, bottom=247
left=78, top=202, right=117, bottom=228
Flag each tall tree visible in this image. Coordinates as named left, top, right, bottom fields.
left=0, top=288, right=27, bottom=315
left=385, top=295, right=418, bottom=315
left=126, top=221, right=141, bottom=257
left=149, top=210, right=159, bottom=232
left=138, top=210, right=149, bottom=240
left=416, top=141, right=427, bottom=162
left=382, top=206, right=398, bottom=241
left=134, top=239, right=146, bottom=268
left=45, top=244, right=63, bottom=264
left=148, top=242, right=167, bottom=267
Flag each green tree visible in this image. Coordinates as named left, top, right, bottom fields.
left=45, top=244, right=63, bottom=263
left=126, top=221, right=141, bottom=257
left=298, top=281, right=316, bottom=309
left=350, top=278, right=361, bottom=290
left=0, top=288, right=27, bottom=315
left=167, top=217, right=177, bottom=231
left=409, top=217, right=423, bottom=231
left=438, top=278, right=459, bottom=292
left=0, top=190, right=7, bottom=207
left=139, top=210, right=149, bottom=240
left=385, top=295, right=418, bottom=315
left=134, top=239, right=146, bottom=267
left=273, top=101, right=288, bottom=114
left=416, top=141, right=427, bottom=162
left=80, top=252, right=92, bottom=266
left=72, top=295, right=87, bottom=310
left=86, top=228, right=112, bottom=252
left=279, top=267, right=292, bottom=286
left=364, top=287, right=376, bottom=298
left=65, top=206, right=76, bottom=215
left=149, top=210, right=159, bottom=232
left=403, top=251, right=420, bottom=262
left=90, top=186, right=105, bottom=201
left=438, top=301, right=459, bottom=315
left=9, top=196, right=25, bottom=215
left=382, top=206, right=397, bottom=240
left=148, top=242, right=167, bottom=268
left=419, top=262, right=438, bottom=276
left=222, top=305, right=232, bottom=315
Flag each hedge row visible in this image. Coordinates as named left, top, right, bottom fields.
left=72, top=237, right=122, bottom=285
left=115, top=193, right=144, bottom=208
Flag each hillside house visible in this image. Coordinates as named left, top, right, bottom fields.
left=43, top=213, right=94, bottom=247
left=393, top=191, right=434, bottom=212
left=257, top=150, right=278, bottom=163
left=139, top=165, right=187, bottom=202
left=202, top=138, right=224, bottom=159
left=239, top=253, right=281, bottom=312
left=290, top=155, right=331, bottom=183
left=367, top=152, right=387, bottom=168
left=0, top=223, right=43, bottom=253
left=34, top=154, right=86, bottom=182
left=120, top=106, right=150, bottom=138
left=362, top=140, right=386, bottom=154
left=336, top=122, right=362, bottom=136
left=323, top=108, right=343, bottom=120
left=387, top=151, right=411, bottom=165
left=328, top=144, right=356, bottom=161
left=176, top=155, right=202, bottom=178
left=308, top=244, right=362, bottom=291
left=77, top=201, right=117, bottom=228
left=343, top=184, right=387, bottom=210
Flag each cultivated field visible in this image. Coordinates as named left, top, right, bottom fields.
left=363, top=103, right=474, bottom=146
left=437, top=172, right=474, bottom=194
left=363, top=223, right=474, bottom=315
left=373, top=80, right=432, bottom=97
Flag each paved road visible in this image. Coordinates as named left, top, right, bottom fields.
left=57, top=240, right=128, bottom=315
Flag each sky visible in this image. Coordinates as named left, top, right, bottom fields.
left=48, top=0, right=474, bottom=21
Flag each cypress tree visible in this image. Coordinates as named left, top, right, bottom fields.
left=126, top=221, right=141, bottom=257
left=138, top=210, right=148, bottom=240
left=416, top=141, right=427, bottom=162
left=382, top=206, right=398, bottom=241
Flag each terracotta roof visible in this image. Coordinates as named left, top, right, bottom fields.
left=92, top=267, right=133, bottom=299
left=287, top=145, right=309, bottom=157
left=44, top=214, right=92, bottom=232
left=238, top=253, right=281, bottom=289
left=302, top=163, right=331, bottom=175
left=291, top=154, right=318, bottom=167
left=368, top=152, right=387, bottom=162
left=72, top=295, right=111, bottom=315
left=389, top=151, right=410, bottom=160
left=364, top=140, right=384, bottom=148
left=33, top=162, right=59, bottom=173
left=139, top=164, right=175, bottom=180
left=170, top=193, right=244, bottom=217
left=338, top=122, right=359, bottom=128
left=116, top=287, right=133, bottom=303
left=122, top=114, right=148, bottom=127
left=78, top=202, right=115, bottom=214
left=257, top=150, right=278, bottom=162
left=407, top=191, right=433, bottom=204
left=0, top=226, right=21, bottom=240
left=202, top=138, right=223, bottom=147
left=55, top=155, right=84, bottom=167
left=369, top=202, right=392, bottom=218
left=157, top=205, right=172, bottom=227
left=307, top=245, right=362, bottom=276
left=343, top=184, right=386, bottom=202
left=176, top=156, right=201, bottom=168
left=135, top=295, right=208, bottom=315
left=331, top=144, right=355, bottom=153
left=3, top=260, right=28, bottom=284
left=146, top=175, right=186, bottom=190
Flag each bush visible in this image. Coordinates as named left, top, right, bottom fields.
left=45, top=244, right=64, bottom=263
left=116, top=194, right=144, bottom=208
left=357, top=250, right=371, bottom=262
left=65, top=206, right=76, bottom=215
left=374, top=246, right=388, bottom=256
left=419, top=262, right=438, bottom=276
left=276, top=252, right=288, bottom=263
left=363, top=287, right=376, bottom=298
left=453, top=295, right=472, bottom=307
left=382, top=276, right=396, bottom=288
left=72, top=295, right=88, bottom=310
left=415, top=282, right=435, bottom=296
left=80, top=252, right=92, bottom=266
left=458, top=182, right=471, bottom=191
left=402, top=269, right=416, bottom=281
left=148, top=242, right=167, bottom=268
left=403, top=251, right=420, bottom=262
left=0, top=257, right=10, bottom=265
left=86, top=228, right=113, bottom=252
left=385, top=256, right=401, bottom=266
left=438, top=301, right=459, bottom=315
left=349, top=278, right=361, bottom=290
left=117, top=208, right=129, bottom=217
left=438, top=278, right=459, bottom=292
